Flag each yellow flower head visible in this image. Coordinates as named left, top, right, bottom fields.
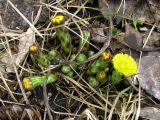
left=22, top=77, right=33, bottom=90
left=97, top=71, right=106, bottom=80
left=51, top=15, right=64, bottom=25
left=112, top=53, right=138, bottom=77
left=101, top=51, right=110, bottom=61
left=29, top=44, right=38, bottom=54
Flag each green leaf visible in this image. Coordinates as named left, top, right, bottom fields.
left=112, top=27, right=118, bottom=35
left=37, top=53, right=49, bottom=68
left=133, top=20, right=140, bottom=30
left=31, top=74, right=57, bottom=88
left=56, top=28, right=72, bottom=53
left=88, top=59, right=108, bottom=74
left=110, top=70, right=123, bottom=84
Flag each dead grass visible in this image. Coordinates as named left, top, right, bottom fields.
left=0, top=0, right=154, bottom=120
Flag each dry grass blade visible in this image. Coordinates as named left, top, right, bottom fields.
left=108, top=87, right=131, bottom=120
left=0, top=71, right=17, bottom=102
left=57, top=87, right=104, bottom=111
left=77, top=109, right=98, bottom=120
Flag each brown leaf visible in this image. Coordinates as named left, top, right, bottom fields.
left=123, top=23, right=143, bottom=51
left=91, top=27, right=106, bottom=43
left=98, top=0, right=138, bottom=23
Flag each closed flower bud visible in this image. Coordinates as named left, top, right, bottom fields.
left=76, top=54, right=87, bottom=62
left=67, top=71, right=75, bottom=77
left=47, top=49, right=58, bottom=61
left=88, top=59, right=108, bottom=74
left=23, top=74, right=57, bottom=90
left=97, top=71, right=106, bottom=80
left=101, top=51, right=110, bottom=61
left=37, top=53, right=49, bottom=68
left=29, top=44, right=38, bottom=54
left=88, top=76, right=99, bottom=88
left=88, top=51, right=95, bottom=57
left=51, top=15, right=64, bottom=25
left=61, top=65, right=71, bottom=74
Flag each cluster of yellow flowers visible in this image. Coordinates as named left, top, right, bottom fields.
left=23, top=15, right=138, bottom=90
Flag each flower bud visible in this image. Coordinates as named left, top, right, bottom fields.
left=51, top=15, right=64, bottom=25
left=23, top=74, right=57, bottom=90
left=76, top=54, right=87, bottom=62
left=61, top=65, right=71, bottom=74
left=29, top=44, right=38, bottom=54
left=88, top=76, right=99, bottom=88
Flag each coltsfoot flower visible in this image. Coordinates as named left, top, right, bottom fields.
left=29, top=44, right=38, bottom=54
left=101, top=51, right=110, bottom=61
left=97, top=71, right=106, bottom=80
left=23, top=77, right=32, bottom=90
left=51, top=15, right=64, bottom=25
left=23, top=74, right=57, bottom=90
left=112, top=53, right=138, bottom=77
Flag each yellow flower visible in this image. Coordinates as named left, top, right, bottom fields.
left=97, top=71, right=106, bottom=80
left=22, top=77, right=33, bottom=90
left=101, top=51, right=110, bottom=61
left=112, top=53, right=138, bottom=77
left=51, top=15, right=64, bottom=25
left=29, top=44, right=38, bottom=54
left=22, top=74, right=57, bottom=90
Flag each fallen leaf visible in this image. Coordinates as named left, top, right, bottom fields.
left=99, top=0, right=159, bottom=24
left=98, top=0, right=137, bottom=23
left=0, top=51, right=17, bottom=73
left=137, top=55, right=160, bottom=100
left=91, top=27, right=106, bottom=43
left=142, top=31, right=160, bottom=48
left=123, top=23, right=143, bottom=51
left=140, top=107, right=160, bottom=120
